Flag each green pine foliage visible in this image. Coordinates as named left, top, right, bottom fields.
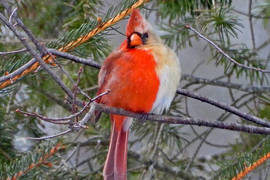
left=1, top=0, right=270, bottom=179
left=0, top=140, right=63, bottom=179
left=212, top=137, right=270, bottom=180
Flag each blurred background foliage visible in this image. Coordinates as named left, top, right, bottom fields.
left=0, top=0, right=270, bottom=179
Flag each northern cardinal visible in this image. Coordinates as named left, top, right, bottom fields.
left=96, top=9, right=181, bottom=180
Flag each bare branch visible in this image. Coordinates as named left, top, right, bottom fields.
left=15, top=109, right=70, bottom=124
left=27, top=129, right=72, bottom=140
left=177, top=88, right=270, bottom=127
left=0, top=59, right=36, bottom=83
left=16, top=90, right=110, bottom=123
left=231, top=9, right=270, bottom=19
left=48, top=49, right=101, bottom=69
left=94, top=102, right=270, bottom=135
left=24, top=90, right=110, bottom=140
left=182, top=74, right=270, bottom=93
left=8, top=7, right=17, bottom=23
left=70, top=67, right=84, bottom=125
left=0, top=48, right=27, bottom=55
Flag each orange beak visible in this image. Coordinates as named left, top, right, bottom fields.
left=130, top=33, right=143, bottom=47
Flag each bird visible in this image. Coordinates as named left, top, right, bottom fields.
left=95, top=9, right=181, bottom=180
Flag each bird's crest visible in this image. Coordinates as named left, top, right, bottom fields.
left=126, top=9, right=148, bottom=37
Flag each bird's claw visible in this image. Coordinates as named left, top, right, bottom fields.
left=139, top=113, right=149, bottom=124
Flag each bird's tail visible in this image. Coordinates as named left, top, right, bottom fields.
left=103, top=115, right=129, bottom=180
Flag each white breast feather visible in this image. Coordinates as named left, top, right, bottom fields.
left=150, top=45, right=181, bottom=115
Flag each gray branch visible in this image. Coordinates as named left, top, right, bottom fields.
left=182, top=74, right=270, bottom=93
left=48, top=49, right=101, bottom=69
left=177, top=88, right=270, bottom=127
left=94, top=102, right=270, bottom=135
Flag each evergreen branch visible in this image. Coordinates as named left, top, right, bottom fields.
left=54, top=0, right=149, bottom=53
left=94, top=103, right=270, bottom=135
left=213, top=138, right=270, bottom=179
left=2, top=141, right=64, bottom=180
left=248, top=0, right=256, bottom=51
left=185, top=25, right=270, bottom=73
left=0, top=58, right=37, bottom=88
left=0, top=0, right=148, bottom=89
left=231, top=151, right=270, bottom=180
left=8, top=143, right=64, bottom=180
left=0, top=11, right=75, bottom=99
left=1, top=0, right=47, bottom=56
left=22, top=87, right=270, bottom=139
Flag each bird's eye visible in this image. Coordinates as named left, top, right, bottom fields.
left=141, top=33, right=149, bottom=44
left=142, top=33, right=149, bottom=39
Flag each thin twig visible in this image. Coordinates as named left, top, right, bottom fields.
left=8, top=7, right=17, bottom=23
left=70, top=67, right=84, bottom=125
left=26, top=90, right=110, bottom=140
left=16, top=90, right=110, bottom=123
left=231, top=9, right=270, bottom=19
left=0, top=48, right=27, bottom=55
left=185, top=129, right=210, bottom=172
left=181, top=74, right=270, bottom=93
left=27, top=129, right=72, bottom=140
left=180, top=92, right=257, bottom=165
left=150, top=123, right=164, bottom=159
left=248, top=0, right=256, bottom=52
left=180, top=92, right=254, bottom=158
left=15, top=109, right=70, bottom=124
left=186, top=25, right=270, bottom=73
left=44, top=48, right=91, bottom=100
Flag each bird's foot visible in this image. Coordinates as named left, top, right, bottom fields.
left=138, top=113, right=150, bottom=124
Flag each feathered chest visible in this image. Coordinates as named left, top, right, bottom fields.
left=97, top=44, right=181, bottom=114
left=97, top=48, right=160, bottom=113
